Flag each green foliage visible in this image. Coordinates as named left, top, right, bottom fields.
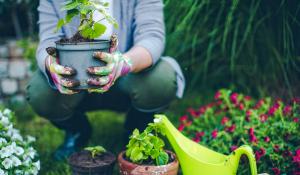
left=85, top=146, right=106, bottom=158
left=56, top=0, right=118, bottom=39
left=126, top=121, right=169, bottom=166
left=17, top=38, right=38, bottom=71
left=164, top=0, right=300, bottom=97
left=179, top=89, right=300, bottom=174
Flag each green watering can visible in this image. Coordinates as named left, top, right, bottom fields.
left=156, top=115, right=258, bottom=175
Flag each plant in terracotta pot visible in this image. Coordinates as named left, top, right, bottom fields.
left=68, top=146, right=116, bottom=175
left=118, top=120, right=179, bottom=175
left=49, top=0, right=118, bottom=89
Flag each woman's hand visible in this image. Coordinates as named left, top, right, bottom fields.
left=86, top=51, right=132, bottom=93
left=45, top=48, right=80, bottom=94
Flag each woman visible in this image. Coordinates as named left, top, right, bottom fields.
left=27, top=0, right=185, bottom=160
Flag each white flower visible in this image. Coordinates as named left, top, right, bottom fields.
left=14, top=146, right=24, bottom=156
left=27, top=147, right=36, bottom=159
left=33, top=161, right=40, bottom=170
left=2, top=109, right=11, bottom=116
left=0, top=117, right=10, bottom=127
left=0, top=146, right=13, bottom=158
left=14, top=170, right=22, bottom=175
left=0, top=138, right=7, bottom=145
left=10, top=155, right=21, bottom=167
left=0, top=168, right=7, bottom=175
left=26, top=136, right=36, bottom=143
left=22, top=157, right=31, bottom=166
left=2, top=158, right=13, bottom=169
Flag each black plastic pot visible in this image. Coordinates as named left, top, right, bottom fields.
left=56, top=40, right=110, bottom=90
left=68, top=150, right=116, bottom=175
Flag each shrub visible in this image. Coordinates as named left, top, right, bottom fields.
left=178, top=89, right=300, bottom=174
left=0, top=108, right=40, bottom=175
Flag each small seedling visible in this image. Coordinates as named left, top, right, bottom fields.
left=85, top=146, right=106, bottom=158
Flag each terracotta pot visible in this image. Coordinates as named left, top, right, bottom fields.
left=68, top=150, right=116, bottom=175
left=118, top=150, right=179, bottom=175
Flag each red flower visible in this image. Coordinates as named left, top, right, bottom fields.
left=268, top=106, right=277, bottom=116
left=214, top=91, right=221, bottom=100
left=264, top=137, right=270, bottom=143
left=211, top=130, right=218, bottom=139
left=283, top=105, right=292, bottom=115
left=231, top=145, right=238, bottom=151
left=196, top=131, right=205, bottom=138
left=226, top=124, right=236, bottom=133
left=187, top=108, right=200, bottom=118
left=221, top=116, right=229, bottom=125
left=255, top=147, right=266, bottom=161
left=292, top=97, right=300, bottom=104
left=293, top=148, right=300, bottom=163
left=254, top=99, right=264, bottom=109
left=259, top=114, right=268, bottom=123
left=245, top=110, right=252, bottom=122
left=273, top=145, right=280, bottom=152
left=179, top=115, right=188, bottom=122
left=199, top=106, right=207, bottom=115
left=283, top=150, right=293, bottom=157
left=178, top=124, right=185, bottom=131
left=271, top=167, right=280, bottom=175
left=244, top=96, right=251, bottom=101
left=230, top=93, right=238, bottom=105
left=192, top=137, right=201, bottom=143
left=249, top=128, right=255, bottom=135
left=250, top=135, right=258, bottom=143
left=238, top=103, right=244, bottom=110
left=293, top=118, right=299, bottom=123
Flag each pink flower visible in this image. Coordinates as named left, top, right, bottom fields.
left=214, top=91, right=221, bottom=100
left=264, top=137, right=270, bottom=143
left=293, top=118, right=299, bottom=123
left=226, top=124, right=236, bottom=133
left=244, top=96, right=251, bottom=101
left=178, top=124, right=185, bottom=131
left=221, top=116, right=229, bottom=125
left=273, top=145, right=280, bottom=152
left=283, top=150, right=292, bottom=157
left=230, top=145, right=238, bottom=151
left=268, top=106, right=277, bottom=116
left=192, top=137, right=201, bottom=143
left=250, top=135, right=258, bottom=143
left=187, top=108, right=200, bottom=118
left=196, top=131, right=205, bottom=138
left=283, top=105, right=292, bottom=115
left=255, top=147, right=266, bottom=161
left=238, top=103, right=244, bottom=110
left=254, top=99, right=264, bottom=109
left=199, top=106, right=207, bottom=114
left=271, top=167, right=280, bottom=175
left=293, top=148, right=300, bottom=163
left=230, top=93, right=238, bottom=104
left=211, top=129, right=218, bottom=139
left=179, top=115, right=188, bottom=122
left=259, top=114, right=268, bottom=123
left=249, top=128, right=255, bottom=135
left=292, top=97, right=300, bottom=104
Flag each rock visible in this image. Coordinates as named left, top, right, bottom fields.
left=0, top=45, right=9, bottom=58
left=0, top=60, right=8, bottom=78
left=7, top=40, right=23, bottom=58
left=9, top=60, right=28, bottom=79
left=1, top=79, right=18, bottom=95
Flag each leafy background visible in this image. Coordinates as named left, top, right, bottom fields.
left=0, top=0, right=300, bottom=174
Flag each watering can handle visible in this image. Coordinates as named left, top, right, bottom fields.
left=232, top=145, right=258, bottom=175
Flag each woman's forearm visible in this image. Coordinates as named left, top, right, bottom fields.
left=124, top=46, right=153, bottom=73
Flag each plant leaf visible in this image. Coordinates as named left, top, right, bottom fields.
left=66, top=9, right=79, bottom=23
left=55, top=19, right=65, bottom=32
left=91, top=22, right=107, bottom=38
left=62, top=1, right=80, bottom=11
left=156, top=151, right=169, bottom=165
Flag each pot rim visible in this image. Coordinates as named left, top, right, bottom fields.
left=55, top=39, right=110, bottom=45
left=118, top=150, right=179, bottom=168
left=68, top=150, right=116, bottom=169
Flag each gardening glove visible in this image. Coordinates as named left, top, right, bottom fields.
left=45, top=47, right=80, bottom=95
left=86, top=51, right=132, bottom=93
left=86, top=34, right=132, bottom=93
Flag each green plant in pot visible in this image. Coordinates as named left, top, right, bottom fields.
left=49, top=0, right=118, bottom=90
left=68, top=146, right=116, bottom=175
left=118, top=119, right=179, bottom=175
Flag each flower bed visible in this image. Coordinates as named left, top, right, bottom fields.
left=178, top=89, right=299, bottom=175
left=0, top=108, right=40, bottom=174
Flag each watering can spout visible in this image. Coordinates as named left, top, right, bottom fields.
left=155, top=115, right=258, bottom=175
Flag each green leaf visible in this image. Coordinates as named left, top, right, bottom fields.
left=66, top=9, right=79, bottom=23
left=156, top=151, right=169, bottom=165
left=91, top=23, right=107, bottom=39
left=130, top=147, right=143, bottom=162
left=62, top=1, right=80, bottom=11
left=55, top=19, right=65, bottom=32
